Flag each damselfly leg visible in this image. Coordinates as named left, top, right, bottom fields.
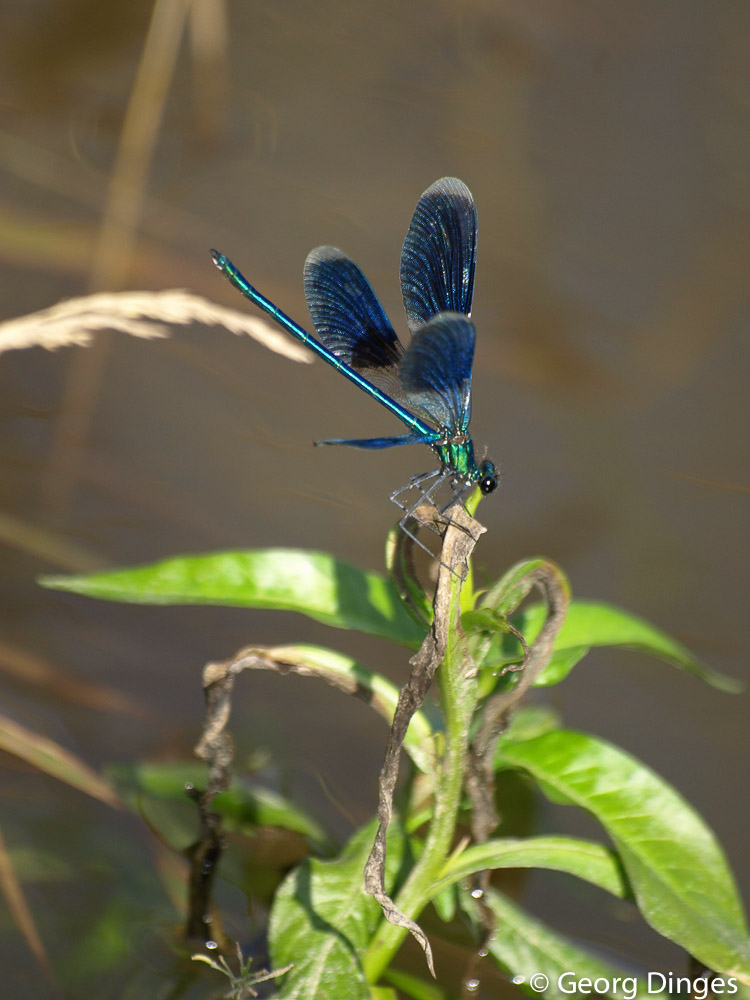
left=390, top=469, right=479, bottom=568
left=390, top=470, right=445, bottom=522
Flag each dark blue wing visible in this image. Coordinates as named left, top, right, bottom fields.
left=304, top=246, right=403, bottom=374
left=316, top=432, right=430, bottom=449
left=398, top=313, right=475, bottom=433
left=400, top=178, right=477, bottom=333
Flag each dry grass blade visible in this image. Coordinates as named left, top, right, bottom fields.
left=0, top=713, right=121, bottom=809
left=0, top=823, right=52, bottom=980
left=0, top=290, right=312, bottom=361
left=88, top=0, right=188, bottom=292
left=0, top=639, right=150, bottom=720
left=188, top=0, right=229, bottom=143
left=0, top=509, right=104, bottom=571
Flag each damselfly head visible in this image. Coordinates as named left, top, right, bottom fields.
left=477, top=460, right=498, bottom=495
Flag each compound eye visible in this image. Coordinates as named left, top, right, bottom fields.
left=480, top=474, right=498, bottom=495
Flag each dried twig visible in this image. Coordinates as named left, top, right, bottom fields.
left=187, top=640, right=424, bottom=941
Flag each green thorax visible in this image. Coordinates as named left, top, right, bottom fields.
left=434, top=435, right=479, bottom=480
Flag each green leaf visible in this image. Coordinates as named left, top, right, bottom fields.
left=468, top=557, right=570, bottom=684
left=482, top=558, right=571, bottom=618
left=503, top=706, right=562, bottom=743
left=459, top=887, right=647, bottom=1000
left=430, top=883, right=457, bottom=923
left=382, top=966, right=452, bottom=1000
left=108, top=761, right=334, bottom=850
left=538, top=645, right=590, bottom=685
left=435, top=836, right=628, bottom=899
left=462, top=607, right=509, bottom=635
left=213, top=783, right=333, bottom=849
left=516, top=600, right=740, bottom=690
left=268, top=820, right=405, bottom=998
left=499, top=730, right=750, bottom=981
left=40, top=548, right=425, bottom=647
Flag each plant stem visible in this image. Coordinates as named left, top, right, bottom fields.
left=363, top=570, right=476, bottom=981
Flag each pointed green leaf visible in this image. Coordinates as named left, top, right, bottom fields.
left=40, top=548, right=425, bottom=646
left=537, top=645, right=590, bottom=685
left=515, top=601, right=739, bottom=690
left=268, top=820, right=406, bottom=999
left=459, top=887, right=648, bottom=1000
left=499, top=730, right=750, bottom=981
left=436, top=836, right=627, bottom=899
